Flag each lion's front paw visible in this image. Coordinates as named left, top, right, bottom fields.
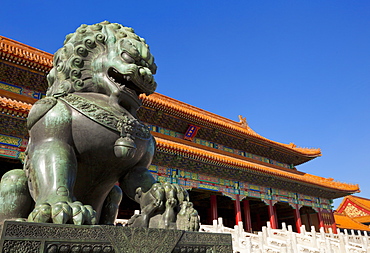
left=70, top=201, right=96, bottom=225
left=28, top=201, right=96, bottom=225
left=176, top=201, right=200, bottom=231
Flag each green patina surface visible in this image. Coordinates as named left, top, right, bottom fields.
left=0, top=22, right=199, bottom=231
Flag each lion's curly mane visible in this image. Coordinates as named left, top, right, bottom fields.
left=46, top=21, right=156, bottom=97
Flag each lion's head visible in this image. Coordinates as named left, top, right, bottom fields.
left=47, top=21, right=157, bottom=109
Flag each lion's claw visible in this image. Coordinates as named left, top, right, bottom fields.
left=84, top=205, right=97, bottom=225
left=28, top=203, right=52, bottom=223
left=71, top=202, right=85, bottom=225
left=28, top=201, right=96, bottom=225
left=52, top=201, right=72, bottom=224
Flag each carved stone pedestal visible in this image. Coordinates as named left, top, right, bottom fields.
left=0, top=221, right=233, bottom=252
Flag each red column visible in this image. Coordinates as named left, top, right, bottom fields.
left=322, top=210, right=330, bottom=233
left=318, top=208, right=324, bottom=229
left=243, top=199, right=252, bottom=232
left=294, top=204, right=302, bottom=233
left=234, top=195, right=242, bottom=225
left=268, top=200, right=278, bottom=229
left=210, top=195, right=218, bottom=221
left=330, top=210, right=337, bottom=234
left=273, top=205, right=278, bottom=227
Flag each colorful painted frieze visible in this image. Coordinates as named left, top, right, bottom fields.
left=149, top=163, right=331, bottom=209
left=0, top=81, right=45, bottom=99
left=0, top=62, right=48, bottom=94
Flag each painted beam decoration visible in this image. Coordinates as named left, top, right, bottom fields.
left=148, top=164, right=332, bottom=211
left=0, top=61, right=48, bottom=96
left=0, top=81, right=44, bottom=100
left=0, top=62, right=46, bottom=161
left=0, top=133, right=27, bottom=160
left=0, top=112, right=28, bottom=161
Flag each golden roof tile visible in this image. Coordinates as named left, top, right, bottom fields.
left=0, top=96, right=32, bottom=112
left=334, top=212, right=370, bottom=231
left=0, top=96, right=32, bottom=118
left=337, top=195, right=370, bottom=215
left=348, top=196, right=370, bottom=210
left=0, top=35, right=53, bottom=71
left=353, top=216, right=370, bottom=223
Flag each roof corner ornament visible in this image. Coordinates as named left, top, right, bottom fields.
left=238, top=115, right=248, bottom=128
left=289, top=142, right=297, bottom=148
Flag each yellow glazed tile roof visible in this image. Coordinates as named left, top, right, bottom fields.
left=348, top=196, right=370, bottom=210
left=0, top=96, right=32, bottom=113
left=141, top=93, right=321, bottom=158
left=140, top=93, right=321, bottom=157
left=0, top=35, right=53, bottom=69
left=337, top=195, right=370, bottom=214
left=334, top=212, right=370, bottom=231
left=353, top=216, right=370, bottom=223
left=153, top=132, right=359, bottom=193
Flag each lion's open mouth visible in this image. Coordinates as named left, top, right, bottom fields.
left=107, top=67, right=144, bottom=98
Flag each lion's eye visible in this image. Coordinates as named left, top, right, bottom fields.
left=122, top=52, right=135, bottom=64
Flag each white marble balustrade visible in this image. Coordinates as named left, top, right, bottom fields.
left=115, top=217, right=370, bottom=253
left=200, top=218, right=370, bottom=253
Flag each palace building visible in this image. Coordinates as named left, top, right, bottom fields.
left=334, top=195, right=370, bottom=233
left=0, top=35, right=360, bottom=233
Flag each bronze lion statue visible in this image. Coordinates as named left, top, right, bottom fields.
left=0, top=21, right=199, bottom=231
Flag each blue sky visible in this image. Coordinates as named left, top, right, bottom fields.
left=1, top=1, right=369, bottom=208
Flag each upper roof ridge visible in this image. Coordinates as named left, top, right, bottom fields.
left=348, top=195, right=370, bottom=210
left=140, top=92, right=322, bottom=157
left=0, top=35, right=53, bottom=70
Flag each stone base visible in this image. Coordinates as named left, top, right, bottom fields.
left=0, top=221, right=233, bottom=252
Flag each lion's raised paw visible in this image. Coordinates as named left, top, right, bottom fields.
left=28, top=201, right=96, bottom=225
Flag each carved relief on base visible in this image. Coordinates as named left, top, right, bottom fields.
left=0, top=221, right=232, bottom=253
